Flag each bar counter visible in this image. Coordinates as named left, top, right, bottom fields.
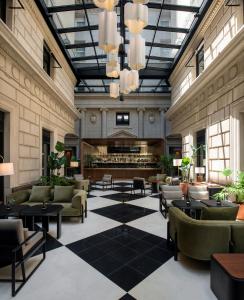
left=84, top=168, right=160, bottom=180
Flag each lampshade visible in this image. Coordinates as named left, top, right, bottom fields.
left=128, top=70, right=139, bottom=91
left=106, top=62, right=120, bottom=78
left=110, top=82, right=120, bottom=98
left=93, top=0, right=118, bottom=11
left=99, top=11, right=119, bottom=53
left=107, top=52, right=119, bottom=67
left=128, top=34, right=145, bottom=70
left=120, top=69, right=131, bottom=94
left=70, top=161, right=79, bottom=168
left=0, top=163, right=14, bottom=176
left=124, top=3, right=148, bottom=34
left=195, top=167, right=205, bottom=174
left=133, top=0, right=149, bottom=3
left=173, top=159, right=182, bottom=167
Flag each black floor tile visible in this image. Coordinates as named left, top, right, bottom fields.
left=78, top=246, right=106, bottom=263
left=102, top=193, right=146, bottom=202
left=109, top=246, right=138, bottom=264
left=127, top=239, right=153, bottom=254
left=35, top=233, right=63, bottom=255
left=66, top=224, right=173, bottom=292
left=115, top=182, right=132, bottom=187
left=108, top=265, right=145, bottom=292
left=146, top=246, right=173, bottom=264
left=119, top=294, right=136, bottom=300
left=112, top=187, right=133, bottom=192
left=149, top=194, right=160, bottom=199
left=87, top=194, right=97, bottom=198
left=91, top=254, right=122, bottom=275
left=91, top=203, right=156, bottom=223
left=127, top=255, right=162, bottom=277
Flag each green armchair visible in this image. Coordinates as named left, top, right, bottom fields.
left=168, top=207, right=244, bottom=261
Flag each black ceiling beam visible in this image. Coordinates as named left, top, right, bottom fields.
left=47, top=3, right=199, bottom=13
left=66, top=41, right=181, bottom=49
left=170, top=0, right=213, bottom=75
left=75, top=90, right=170, bottom=94
left=57, top=24, right=188, bottom=34
left=71, top=54, right=174, bottom=62
left=78, top=85, right=168, bottom=88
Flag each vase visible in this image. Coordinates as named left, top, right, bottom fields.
left=237, top=204, right=244, bottom=220
left=180, top=182, right=189, bottom=196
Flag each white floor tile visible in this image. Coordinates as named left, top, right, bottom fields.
left=0, top=247, right=125, bottom=300
left=130, top=256, right=217, bottom=300
left=87, top=196, right=119, bottom=210
left=127, top=211, right=168, bottom=238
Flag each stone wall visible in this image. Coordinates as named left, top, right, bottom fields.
left=167, top=26, right=244, bottom=183
left=0, top=3, right=79, bottom=191
left=75, top=94, right=171, bottom=139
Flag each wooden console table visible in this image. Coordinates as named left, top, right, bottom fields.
left=211, top=253, right=244, bottom=300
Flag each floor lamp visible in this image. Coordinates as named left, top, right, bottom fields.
left=173, top=159, right=182, bottom=177
left=0, top=155, right=14, bottom=205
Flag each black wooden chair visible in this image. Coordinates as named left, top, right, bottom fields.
left=159, top=185, right=184, bottom=218
left=131, top=177, right=146, bottom=196
left=0, top=219, right=46, bottom=297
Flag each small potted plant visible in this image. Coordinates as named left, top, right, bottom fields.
left=180, top=157, right=191, bottom=195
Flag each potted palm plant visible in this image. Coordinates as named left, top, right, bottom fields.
left=213, top=169, right=244, bottom=219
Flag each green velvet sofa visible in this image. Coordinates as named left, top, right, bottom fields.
left=168, top=207, right=244, bottom=261
left=6, top=187, right=87, bottom=223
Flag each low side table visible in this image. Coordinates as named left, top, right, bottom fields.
left=172, top=200, right=205, bottom=219
left=211, top=253, right=244, bottom=300
left=20, top=205, right=63, bottom=239
left=201, top=200, right=237, bottom=207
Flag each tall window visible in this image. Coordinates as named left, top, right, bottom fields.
left=196, top=129, right=206, bottom=167
left=42, top=129, right=50, bottom=176
left=0, top=0, right=6, bottom=23
left=196, top=45, right=204, bottom=77
left=0, top=111, right=4, bottom=203
left=43, top=42, right=51, bottom=76
left=116, top=112, right=130, bottom=126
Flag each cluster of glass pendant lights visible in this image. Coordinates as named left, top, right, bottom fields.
left=94, top=0, right=149, bottom=98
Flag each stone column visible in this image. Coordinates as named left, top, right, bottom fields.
left=80, top=108, right=86, bottom=138
left=159, top=108, right=165, bottom=139
left=137, top=108, right=145, bottom=138
left=100, top=108, right=108, bottom=138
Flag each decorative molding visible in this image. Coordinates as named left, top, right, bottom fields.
left=166, top=27, right=244, bottom=123
left=0, top=21, right=79, bottom=122
left=108, top=130, right=137, bottom=139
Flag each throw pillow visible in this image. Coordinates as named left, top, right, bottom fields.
left=53, top=186, right=74, bottom=203
left=29, top=186, right=51, bottom=203
left=200, top=206, right=239, bottom=220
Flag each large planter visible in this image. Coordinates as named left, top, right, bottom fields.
left=180, top=182, right=189, bottom=196
left=237, top=204, right=244, bottom=220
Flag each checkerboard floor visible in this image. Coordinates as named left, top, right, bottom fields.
left=0, top=181, right=216, bottom=300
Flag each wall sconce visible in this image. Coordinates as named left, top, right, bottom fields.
left=148, top=113, right=155, bottom=123
left=90, top=114, right=97, bottom=124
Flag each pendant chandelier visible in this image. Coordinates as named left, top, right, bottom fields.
left=124, top=3, right=148, bottom=34
left=93, top=0, right=118, bottom=11
left=110, top=82, right=120, bottom=98
left=128, top=34, right=145, bottom=70
left=106, top=63, right=120, bottom=78
left=107, top=52, right=119, bottom=67
left=128, top=70, right=139, bottom=91
left=120, top=69, right=131, bottom=94
left=99, top=11, right=119, bottom=53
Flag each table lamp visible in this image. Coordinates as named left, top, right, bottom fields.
left=70, top=161, right=79, bottom=168
left=195, top=167, right=205, bottom=182
left=173, top=159, right=182, bottom=177
left=0, top=156, right=14, bottom=206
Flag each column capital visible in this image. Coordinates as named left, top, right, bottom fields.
left=159, top=107, right=169, bottom=113
left=137, top=107, right=145, bottom=112
left=78, top=108, right=87, bottom=113
left=100, top=107, right=109, bottom=112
